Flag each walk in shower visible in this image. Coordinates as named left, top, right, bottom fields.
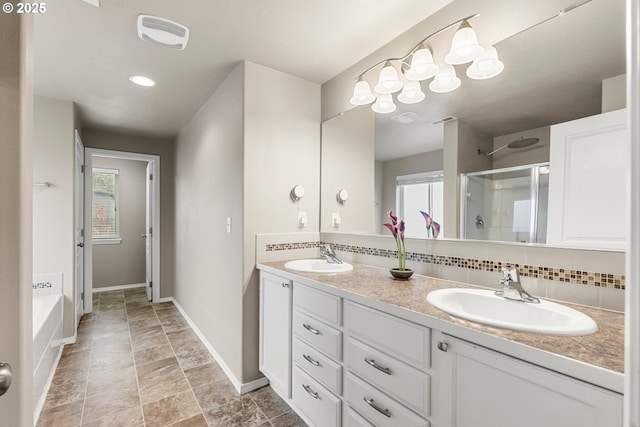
left=461, top=163, right=549, bottom=244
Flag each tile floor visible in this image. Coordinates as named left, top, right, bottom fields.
left=37, top=287, right=307, bottom=427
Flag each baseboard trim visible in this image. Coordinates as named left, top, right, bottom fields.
left=168, top=297, right=268, bottom=394
left=93, top=283, right=146, bottom=293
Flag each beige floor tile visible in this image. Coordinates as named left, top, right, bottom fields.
left=142, top=390, right=202, bottom=427
left=183, top=362, right=226, bottom=388
left=250, top=385, right=292, bottom=419
left=43, top=377, right=87, bottom=409
left=203, top=396, right=269, bottom=427
left=269, top=410, right=308, bottom=427
left=134, top=343, right=175, bottom=366
left=81, top=405, right=144, bottom=426
left=36, top=400, right=84, bottom=427
left=173, top=337, right=214, bottom=369
left=86, top=365, right=137, bottom=398
left=81, top=384, right=140, bottom=424
left=193, top=377, right=241, bottom=412
left=136, top=356, right=190, bottom=404
left=167, top=413, right=209, bottom=426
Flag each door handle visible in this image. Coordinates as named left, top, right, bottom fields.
left=141, top=234, right=147, bottom=238
left=0, top=363, right=12, bottom=397
left=77, top=243, right=84, bottom=248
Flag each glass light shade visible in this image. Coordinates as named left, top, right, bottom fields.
left=371, top=94, right=397, bottom=114
left=466, top=46, right=504, bottom=80
left=374, top=62, right=403, bottom=94
left=445, top=21, right=484, bottom=65
left=405, top=46, right=439, bottom=81
left=397, top=81, right=426, bottom=104
left=349, top=78, right=376, bottom=105
left=429, top=65, right=461, bottom=93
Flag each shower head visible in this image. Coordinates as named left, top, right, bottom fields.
left=478, top=137, right=541, bottom=156
left=507, top=137, right=540, bottom=149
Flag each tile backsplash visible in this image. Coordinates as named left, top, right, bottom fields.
left=256, top=232, right=625, bottom=311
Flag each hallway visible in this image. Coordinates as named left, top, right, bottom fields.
left=37, top=288, right=305, bottom=426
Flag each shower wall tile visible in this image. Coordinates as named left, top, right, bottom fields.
left=598, top=287, right=626, bottom=312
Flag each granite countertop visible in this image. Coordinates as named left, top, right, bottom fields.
left=260, top=261, right=625, bottom=376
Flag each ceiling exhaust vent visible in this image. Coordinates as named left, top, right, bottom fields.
left=137, top=15, right=190, bottom=50
left=431, top=115, right=458, bottom=125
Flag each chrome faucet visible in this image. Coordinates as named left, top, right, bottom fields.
left=494, top=265, right=540, bottom=303
left=320, top=244, right=342, bottom=264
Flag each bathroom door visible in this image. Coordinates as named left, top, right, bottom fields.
left=74, top=131, right=85, bottom=325
left=145, top=161, right=153, bottom=302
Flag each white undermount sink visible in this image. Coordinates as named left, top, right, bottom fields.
left=284, top=258, right=353, bottom=273
left=427, top=288, right=598, bottom=336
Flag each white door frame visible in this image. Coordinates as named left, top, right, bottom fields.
left=83, top=148, right=161, bottom=310
left=74, top=130, right=85, bottom=326
left=625, top=0, right=639, bottom=424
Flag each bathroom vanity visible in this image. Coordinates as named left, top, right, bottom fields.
left=257, top=262, right=624, bottom=427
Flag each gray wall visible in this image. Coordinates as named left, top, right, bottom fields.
left=91, top=157, right=147, bottom=288
left=174, top=61, right=320, bottom=386
left=33, top=96, right=78, bottom=338
left=0, top=13, right=34, bottom=426
left=243, top=62, right=320, bottom=382
left=81, top=129, right=175, bottom=298
left=320, top=106, right=374, bottom=233
left=175, top=62, right=245, bottom=383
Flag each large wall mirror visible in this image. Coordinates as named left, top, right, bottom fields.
left=320, top=0, right=626, bottom=249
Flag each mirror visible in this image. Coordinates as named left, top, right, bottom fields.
left=320, top=0, right=626, bottom=246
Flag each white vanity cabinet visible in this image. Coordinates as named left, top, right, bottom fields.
left=259, top=271, right=293, bottom=399
left=343, top=301, right=432, bottom=426
left=292, top=283, right=344, bottom=427
left=432, top=332, right=623, bottom=427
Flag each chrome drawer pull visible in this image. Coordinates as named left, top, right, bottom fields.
left=303, top=354, right=321, bottom=367
left=303, top=323, right=320, bottom=335
left=364, top=397, right=391, bottom=418
left=303, top=384, right=319, bottom=399
left=364, top=357, right=392, bottom=375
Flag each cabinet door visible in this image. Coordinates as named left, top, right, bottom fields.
left=547, top=109, right=627, bottom=249
left=434, top=334, right=623, bottom=427
left=259, top=272, right=292, bottom=399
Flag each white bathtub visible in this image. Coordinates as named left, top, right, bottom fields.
left=33, top=295, right=63, bottom=422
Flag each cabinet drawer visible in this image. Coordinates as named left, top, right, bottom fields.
left=294, top=310, right=342, bottom=360
left=294, top=283, right=341, bottom=325
left=293, top=366, right=342, bottom=427
left=345, top=373, right=429, bottom=427
left=345, top=337, right=430, bottom=417
left=294, top=338, right=342, bottom=395
left=344, top=407, right=375, bottom=427
left=344, top=301, right=431, bottom=369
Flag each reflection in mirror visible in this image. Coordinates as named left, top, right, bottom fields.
left=320, top=0, right=625, bottom=247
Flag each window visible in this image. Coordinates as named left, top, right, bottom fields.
left=396, top=171, right=444, bottom=238
left=92, top=168, right=120, bottom=242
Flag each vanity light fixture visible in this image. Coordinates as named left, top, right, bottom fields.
left=444, top=20, right=484, bottom=65
left=348, top=13, right=502, bottom=113
left=429, top=65, right=461, bottom=93
left=374, top=61, right=403, bottom=94
left=349, top=77, right=376, bottom=105
left=129, top=75, right=156, bottom=87
left=466, top=46, right=504, bottom=80
left=372, top=94, right=397, bottom=114
left=398, top=81, right=426, bottom=104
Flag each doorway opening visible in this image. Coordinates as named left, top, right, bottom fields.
left=82, top=148, right=161, bottom=313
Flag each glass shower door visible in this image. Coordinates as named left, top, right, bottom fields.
left=462, top=163, right=549, bottom=243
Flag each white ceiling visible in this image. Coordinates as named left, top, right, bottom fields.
left=33, top=0, right=452, bottom=138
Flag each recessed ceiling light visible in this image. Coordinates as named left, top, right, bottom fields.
left=129, top=75, right=156, bottom=87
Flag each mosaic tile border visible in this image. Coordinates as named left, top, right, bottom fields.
left=265, top=241, right=625, bottom=290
